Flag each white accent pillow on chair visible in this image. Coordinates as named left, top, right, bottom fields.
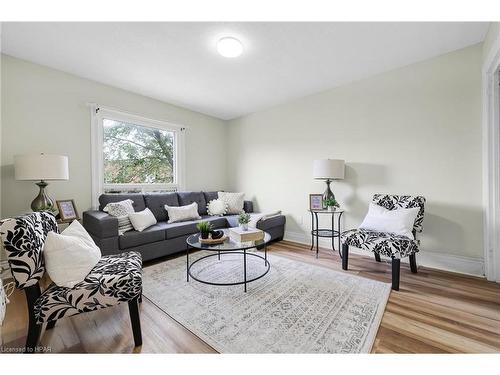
left=359, top=203, right=420, bottom=239
left=44, top=220, right=102, bottom=288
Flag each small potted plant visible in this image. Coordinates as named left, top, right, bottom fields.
left=196, top=221, right=213, bottom=239
left=323, top=197, right=340, bottom=211
left=238, top=212, right=251, bottom=231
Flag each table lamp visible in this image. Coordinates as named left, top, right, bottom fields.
left=313, top=159, right=345, bottom=203
left=14, top=153, right=69, bottom=212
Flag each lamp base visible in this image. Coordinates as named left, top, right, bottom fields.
left=31, top=180, right=55, bottom=212
left=322, top=179, right=335, bottom=203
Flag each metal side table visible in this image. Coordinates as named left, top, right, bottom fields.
left=309, top=209, right=345, bottom=258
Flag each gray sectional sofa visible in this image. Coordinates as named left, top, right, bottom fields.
left=83, top=191, right=286, bottom=262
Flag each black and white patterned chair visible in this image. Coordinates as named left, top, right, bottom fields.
left=0, top=212, right=143, bottom=352
left=340, top=194, right=426, bottom=291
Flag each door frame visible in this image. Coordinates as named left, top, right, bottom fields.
left=482, top=35, right=500, bottom=282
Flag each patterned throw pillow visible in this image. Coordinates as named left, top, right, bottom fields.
left=103, top=199, right=135, bottom=234
left=207, top=199, right=228, bottom=216
left=218, top=192, right=245, bottom=214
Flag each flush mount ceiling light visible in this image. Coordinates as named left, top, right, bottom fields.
left=216, top=37, right=243, bottom=58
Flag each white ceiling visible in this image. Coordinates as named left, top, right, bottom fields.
left=1, top=22, right=489, bottom=120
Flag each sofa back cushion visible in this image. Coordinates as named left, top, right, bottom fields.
left=144, top=193, right=179, bottom=222
left=177, top=192, right=207, bottom=215
left=203, top=191, right=218, bottom=203
left=99, top=194, right=146, bottom=212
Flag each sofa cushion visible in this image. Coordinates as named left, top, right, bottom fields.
left=119, top=223, right=167, bottom=249
left=256, top=215, right=286, bottom=232
left=178, top=192, right=207, bottom=215
left=165, top=216, right=227, bottom=239
left=99, top=194, right=146, bottom=212
left=203, top=191, right=218, bottom=203
left=225, top=214, right=239, bottom=228
left=144, top=193, right=179, bottom=222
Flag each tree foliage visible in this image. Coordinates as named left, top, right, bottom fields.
left=103, top=119, right=175, bottom=184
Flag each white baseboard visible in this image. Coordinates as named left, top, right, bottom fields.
left=284, top=230, right=485, bottom=278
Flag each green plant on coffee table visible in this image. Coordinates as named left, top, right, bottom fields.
left=323, top=197, right=340, bottom=209
left=196, top=221, right=213, bottom=239
left=238, top=212, right=251, bottom=224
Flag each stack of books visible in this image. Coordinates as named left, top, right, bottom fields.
left=229, top=227, right=264, bottom=242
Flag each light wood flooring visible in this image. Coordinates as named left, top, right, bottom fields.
left=1, top=240, right=500, bottom=353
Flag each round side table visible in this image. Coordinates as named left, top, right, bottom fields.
left=309, top=209, right=345, bottom=259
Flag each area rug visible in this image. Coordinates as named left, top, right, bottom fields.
left=142, top=251, right=391, bottom=353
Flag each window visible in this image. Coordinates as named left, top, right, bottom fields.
left=103, top=119, right=175, bottom=185
left=90, top=105, right=185, bottom=208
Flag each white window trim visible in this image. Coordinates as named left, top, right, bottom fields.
left=482, top=35, right=500, bottom=283
left=89, top=104, right=186, bottom=209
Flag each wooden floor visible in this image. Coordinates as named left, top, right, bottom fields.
left=2, top=240, right=500, bottom=353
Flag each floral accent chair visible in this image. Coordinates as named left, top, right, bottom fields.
left=0, top=212, right=143, bottom=353
left=340, top=194, right=426, bottom=291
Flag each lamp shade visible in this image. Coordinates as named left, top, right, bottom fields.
left=313, top=159, right=345, bottom=180
left=14, top=154, right=69, bottom=181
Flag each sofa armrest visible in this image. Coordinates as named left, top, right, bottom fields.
left=243, top=200, right=254, bottom=213
left=83, top=210, right=118, bottom=238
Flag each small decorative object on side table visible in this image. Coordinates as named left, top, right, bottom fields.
left=56, top=199, right=79, bottom=222
left=309, top=208, right=345, bottom=259
left=309, top=194, right=324, bottom=210
left=323, top=197, right=340, bottom=212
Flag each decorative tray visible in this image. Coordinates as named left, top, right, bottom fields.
left=199, top=235, right=227, bottom=245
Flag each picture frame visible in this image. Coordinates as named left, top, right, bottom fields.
left=309, top=194, right=325, bottom=210
left=56, top=199, right=80, bottom=222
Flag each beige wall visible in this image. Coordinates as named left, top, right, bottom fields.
left=227, top=43, right=483, bottom=261
left=0, top=55, right=228, bottom=218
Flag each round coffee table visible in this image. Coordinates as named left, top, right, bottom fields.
left=186, top=229, right=271, bottom=292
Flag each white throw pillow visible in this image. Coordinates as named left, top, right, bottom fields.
left=218, top=192, right=245, bottom=214
left=359, top=203, right=420, bottom=239
left=44, top=220, right=102, bottom=288
left=207, top=199, right=228, bottom=216
left=129, top=208, right=157, bottom=232
left=103, top=199, right=135, bottom=234
left=165, top=202, right=201, bottom=223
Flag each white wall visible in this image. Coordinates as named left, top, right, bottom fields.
left=0, top=42, right=486, bottom=275
left=483, top=22, right=500, bottom=63
left=0, top=55, right=228, bottom=218
left=227, top=44, right=483, bottom=270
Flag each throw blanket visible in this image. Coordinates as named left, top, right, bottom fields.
left=249, top=211, right=282, bottom=228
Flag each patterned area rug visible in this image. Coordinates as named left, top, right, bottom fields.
left=142, top=251, right=391, bottom=353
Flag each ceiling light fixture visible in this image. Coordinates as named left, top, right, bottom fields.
left=217, top=37, right=243, bottom=58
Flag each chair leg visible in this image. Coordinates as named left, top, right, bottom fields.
left=25, top=318, right=42, bottom=353
left=128, top=296, right=142, bottom=347
left=409, top=253, right=418, bottom=273
left=342, top=243, right=349, bottom=270
left=24, top=284, right=42, bottom=353
left=392, top=258, right=400, bottom=291
left=374, top=253, right=381, bottom=262
left=46, top=320, right=57, bottom=330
